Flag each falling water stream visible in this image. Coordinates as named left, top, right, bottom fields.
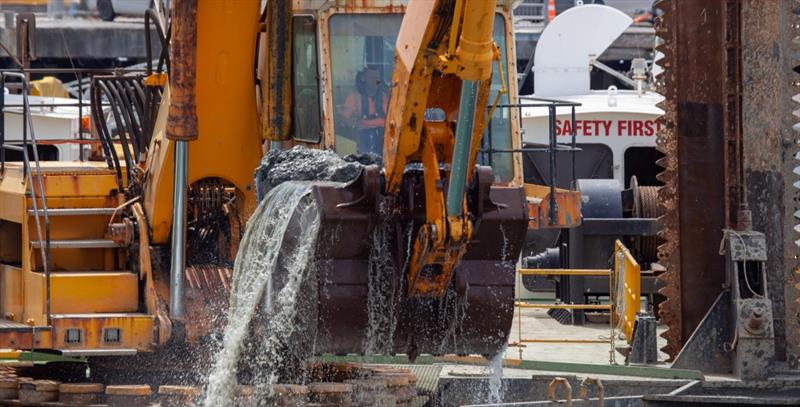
left=487, top=347, right=506, bottom=404
left=204, top=181, right=322, bottom=407
left=364, top=220, right=399, bottom=356
left=201, top=146, right=514, bottom=405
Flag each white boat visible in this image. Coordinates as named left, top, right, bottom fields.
left=519, top=4, right=662, bottom=187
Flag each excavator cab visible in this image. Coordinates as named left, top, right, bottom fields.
left=267, top=2, right=517, bottom=180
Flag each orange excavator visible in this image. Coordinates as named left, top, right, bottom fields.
left=0, top=0, right=577, bottom=363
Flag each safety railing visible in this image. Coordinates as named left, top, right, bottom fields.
left=510, top=240, right=642, bottom=363
left=0, top=66, right=162, bottom=195
left=0, top=67, right=153, bottom=167
left=511, top=267, right=617, bottom=364
left=0, top=72, right=52, bottom=325
left=2, top=68, right=147, bottom=129
left=482, top=96, right=581, bottom=226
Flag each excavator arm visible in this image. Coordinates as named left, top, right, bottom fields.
left=383, top=0, right=503, bottom=297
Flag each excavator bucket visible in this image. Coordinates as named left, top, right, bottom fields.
left=258, top=162, right=528, bottom=358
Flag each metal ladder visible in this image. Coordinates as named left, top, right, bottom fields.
left=0, top=72, right=53, bottom=326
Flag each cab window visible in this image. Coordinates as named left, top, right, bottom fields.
left=293, top=16, right=322, bottom=143
left=328, top=14, right=402, bottom=156
left=482, top=13, right=514, bottom=183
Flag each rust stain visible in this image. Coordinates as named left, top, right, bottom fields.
left=70, top=174, right=80, bottom=195
left=654, top=0, right=755, bottom=360
left=337, top=0, right=406, bottom=14
left=166, top=0, right=199, bottom=141
left=0, top=329, right=52, bottom=350
left=653, top=0, right=682, bottom=360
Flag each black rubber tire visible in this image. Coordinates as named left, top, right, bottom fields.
left=97, top=0, right=115, bottom=21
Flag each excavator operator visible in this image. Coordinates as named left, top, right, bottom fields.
left=339, top=66, right=389, bottom=155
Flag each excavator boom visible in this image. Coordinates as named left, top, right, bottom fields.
left=383, top=0, right=508, bottom=298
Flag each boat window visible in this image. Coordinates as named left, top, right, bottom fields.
left=329, top=14, right=402, bottom=156
left=623, top=146, right=664, bottom=188
left=482, top=13, right=514, bottom=183
left=292, top=16, right=322, bottom=143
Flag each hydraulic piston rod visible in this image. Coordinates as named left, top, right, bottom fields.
left=169, top=141, right=188, bottom=319
left=445, top=0, right=495, bottom=220
left=165, top=0, right=198, bottom=321
left=446, top=80, right=479, bottom=218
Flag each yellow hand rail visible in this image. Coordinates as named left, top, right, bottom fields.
left=518, top=268, right=611, bottom=276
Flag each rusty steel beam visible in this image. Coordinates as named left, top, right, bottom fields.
left=166, top=0, right=198, bottom=142
left=652, top=0, right=680, bottom=359
left=656, top=0, right=800, bottom=362
left=740, top=0, right=798, bottom=362
left=788, top=0, right=800, bottom=363
left=654, top=0, right=742, bottom=359
left=261, top=0, right=293, bottom=142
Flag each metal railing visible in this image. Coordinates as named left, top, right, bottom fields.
left=0, top=66, right=162, bottom=195
left=510, top=240, right=642, bottom=365
left=0, top=67, right=152, bottom=156
left=482, top=96, right=581, bottom=225
left=0, top=72, right=52, bottom=325
left=511, top=266, right=617, bottom=364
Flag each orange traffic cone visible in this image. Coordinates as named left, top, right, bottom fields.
left=547, top=0, right=556, bottom=22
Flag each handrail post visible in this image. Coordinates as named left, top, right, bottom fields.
left=570, top=106, right=576, bottom=189
left=169, top=141, right=188, bottom=320
left=4, top=72, right=52, bottom=326
left=487, top=115, right=494, bottom=167
left=23, top=75, right=51, bottom=326
left=548, top=104, right=557, bottom=225
left=78, top=72, right=83, bottom=159
left=21, top=76, right=27, bottom=180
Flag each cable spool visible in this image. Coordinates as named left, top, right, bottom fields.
left=631, top=176, right=662, bottom=265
